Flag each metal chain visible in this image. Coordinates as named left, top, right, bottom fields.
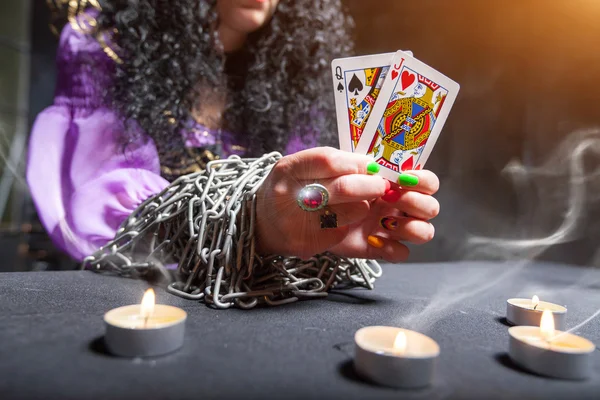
left=82, top=152, right=382, bottom=309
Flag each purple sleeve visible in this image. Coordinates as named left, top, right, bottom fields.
left=285, top=132, right=318, bottom=155
left=26, top=21, right=169, bottom=261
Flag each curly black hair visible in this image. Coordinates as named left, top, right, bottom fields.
left=56, top=0, right=355, bottom=169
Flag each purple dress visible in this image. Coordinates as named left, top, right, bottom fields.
left=27, top=22, right=314, bottom=261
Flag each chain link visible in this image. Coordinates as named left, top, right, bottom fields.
left=82, top=152, right=382, bottom=309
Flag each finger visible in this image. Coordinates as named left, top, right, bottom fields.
left=375, top=215, right=435, bottom=244
left=386, top=169, right=440, bottom=196
left=318, top=175, right=390, bottom=205
left=330, top=233, right=410, bottom=263
left=333, top=201, right=371, bottom=226
left=278, top=147, right=377, bottom=179
left=363, top=235, right=411, bottom=263
left=380, top=191, right=440, bottom=221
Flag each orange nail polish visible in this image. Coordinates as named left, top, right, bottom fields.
left=367, top=235, right=384, bottom=248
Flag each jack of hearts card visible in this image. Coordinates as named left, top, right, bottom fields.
left=355, top=50, right=460, bottom=182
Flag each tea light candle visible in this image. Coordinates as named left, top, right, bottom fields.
left=104, top=288, right=187, bottom=357
left=508, top=310, right=595, bottom=380
left=506, top=295, right=566, bottom=330
left=354, top=326, right=440, bottom=389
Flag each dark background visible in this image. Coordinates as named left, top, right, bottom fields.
left=347, top=0, right=600, bottom=266
left=2, top=0, right=600, bottom=271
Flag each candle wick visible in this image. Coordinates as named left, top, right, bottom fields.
left=144, top=315, right=149, bottom=328
left=533, top=304, right=537, bottom=310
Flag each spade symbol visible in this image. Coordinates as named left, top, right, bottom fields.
left=348, top=74, right=363, bottom=96
left=337, top=82, right=344, bottom=93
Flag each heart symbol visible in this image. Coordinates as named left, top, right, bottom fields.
left=391, top=69, right=399, bottom=81
left=401, top=156, right=414, bottom=171
left=400, top=70, right=415, bottom=90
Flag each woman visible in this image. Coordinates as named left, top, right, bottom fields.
left=28, top=0, right=439, bottom=265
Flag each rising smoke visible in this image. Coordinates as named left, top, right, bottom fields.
left=399, top=128, right=600, bottom=333
left=468, top=128, right=600, bottom=260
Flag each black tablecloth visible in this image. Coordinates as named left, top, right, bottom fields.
left=1, top=261, right=599, bottom=400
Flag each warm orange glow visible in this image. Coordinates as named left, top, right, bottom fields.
left=531, top=295, right=539, bottom=309
left=393, top=331, right=407, bottom=354
left=540, top=310, right=555, bottom=341
left=140, top=288, right=155, bottom=319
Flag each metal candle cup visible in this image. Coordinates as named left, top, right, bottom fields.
left=508, top=326, right=595, bottom=380
left=104, top=290, right=187, bottom=357
left=354, top=326, right=440, bottom=389
left=506, top=297, right=566, bottom=330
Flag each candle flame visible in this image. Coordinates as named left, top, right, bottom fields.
left=540, top=310, right=555, bottom=341
left=531, top=295, right=539, bottom=309
left=140, top=288, right=155, bottom=319
left=393, top=331, right=407, bottom=355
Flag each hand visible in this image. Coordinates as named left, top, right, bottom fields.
left=254, top=147, right=440, bottom=262
left=255, top=147, right=387, bottom=258
left=328, top=169, right=440, bottom=262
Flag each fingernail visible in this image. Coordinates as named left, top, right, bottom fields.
left=398, top=173, right=419, bottom=187
left=384, top=179, right=391, bottom=192
left=366, top=161, right=380, bottom=175
left=381, top=189, right=402, bottom=203
left=367, top=235, right=384, bottom=248
left=380, top=216, right=399, bottom=231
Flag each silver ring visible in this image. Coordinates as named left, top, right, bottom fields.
left=297, top=183, right=329, bottom=212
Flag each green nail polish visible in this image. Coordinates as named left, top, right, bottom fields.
left=398, top=173, right=419, bottom=186
left=367, top=161, right=380, bottom=175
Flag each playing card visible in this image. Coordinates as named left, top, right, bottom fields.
left=355, top=50, right=460, bottom=182
left=331, top=51, right=413, bottom=152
